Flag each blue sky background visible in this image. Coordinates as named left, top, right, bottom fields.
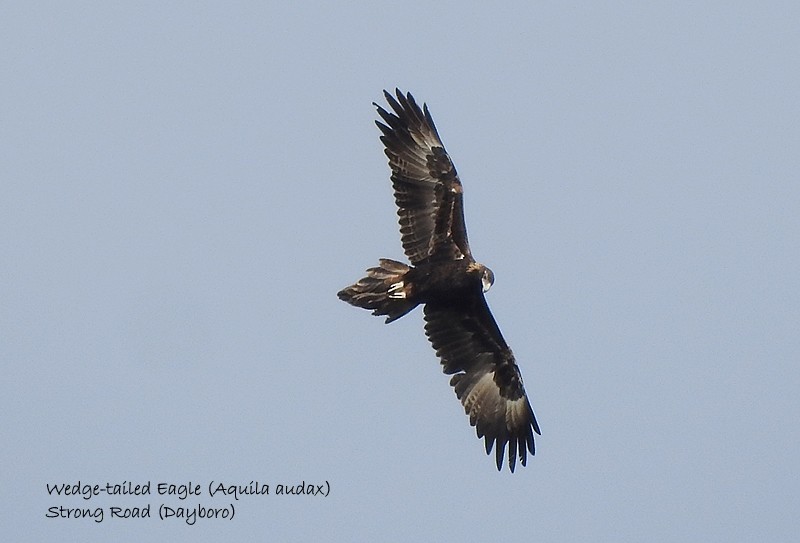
left=3, top=2, right=798, bottom=541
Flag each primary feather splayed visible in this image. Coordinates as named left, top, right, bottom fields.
left=338, top=89, right=540, bottom=472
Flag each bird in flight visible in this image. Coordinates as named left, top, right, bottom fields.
left=338, top=89, right=540, bottom=471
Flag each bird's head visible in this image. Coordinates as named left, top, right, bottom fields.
left=481, top=266, right=495, bottom=293
left=467, top=261, right=495, bottom=293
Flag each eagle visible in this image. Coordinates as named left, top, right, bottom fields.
left=337, top=89, right=540, bottom=472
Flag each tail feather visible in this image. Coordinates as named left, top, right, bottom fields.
left=338, top=259, right=417, bottom=323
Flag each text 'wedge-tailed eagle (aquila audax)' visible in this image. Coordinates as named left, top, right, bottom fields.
left=338, top=89, right=540, bottom=472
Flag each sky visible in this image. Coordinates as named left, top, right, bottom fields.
left=2, top=1, right=799, bottom=541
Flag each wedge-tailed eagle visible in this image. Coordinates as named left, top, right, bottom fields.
left=338, top=89, right=540, bottom=472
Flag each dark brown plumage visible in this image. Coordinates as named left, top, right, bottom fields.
left=338, top=89, right=539, bottom=471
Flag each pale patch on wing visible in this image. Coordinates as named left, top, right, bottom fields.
left=462, top=370, right=529, bottom=433
left=410, top=125, right=443, bottom=151
left=461, top=371, right=499, bottom=425
left=505, top=392, right=532, bottom=431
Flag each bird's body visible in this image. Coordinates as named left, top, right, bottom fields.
left=338, top=89, right=539, bottom=471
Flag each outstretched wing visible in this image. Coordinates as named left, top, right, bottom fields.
left=423, top=296, right=540, bottom=472
left=375, top=89, right=471, bottom=265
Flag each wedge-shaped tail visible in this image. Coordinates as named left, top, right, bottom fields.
left=338, top=259, right=418, bottom=323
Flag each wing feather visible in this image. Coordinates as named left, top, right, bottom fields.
left=424, top=297, right=540, bottom=472
left=375, top=89, right=472, bottom=264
